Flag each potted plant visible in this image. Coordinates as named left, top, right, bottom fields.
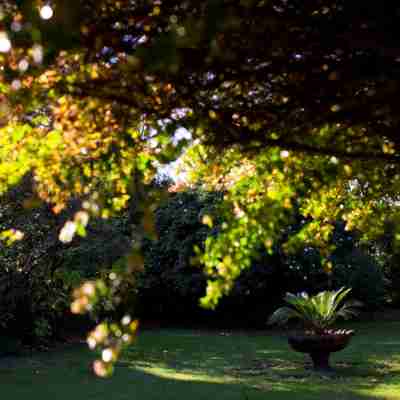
left=268, top=287, right=362, bottom=372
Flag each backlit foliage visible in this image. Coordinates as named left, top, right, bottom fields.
left=1, top=0, right=400, bottom=374
left=181, top=142, right=400, bottom=307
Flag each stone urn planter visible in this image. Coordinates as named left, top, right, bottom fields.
left=268, top=288, right=361, bottom=373
left=288, top=329, right=354, bottom=371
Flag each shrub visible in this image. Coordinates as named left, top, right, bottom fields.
left=0, top=177, right=131, bottom=344
left=0, top=178, right=71, bottom=343
left=268, top=287, right=361, bottom=333
left=332, top=250, right=386, bottom=310
left=137, top=190, right=219, bottom=321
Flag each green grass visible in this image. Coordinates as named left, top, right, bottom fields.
left=1, top=322, right=400, bottom=399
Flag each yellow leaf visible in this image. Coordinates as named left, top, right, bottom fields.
left=202, top=214, right=213, bottom=227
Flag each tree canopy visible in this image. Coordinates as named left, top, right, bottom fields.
left=1, top=0, right=400, bottom=375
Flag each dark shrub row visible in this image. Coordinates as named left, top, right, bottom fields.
left=0, top=184, right=389, bottom=349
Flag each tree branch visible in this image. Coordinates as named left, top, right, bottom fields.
left=242, top=139, right=400, bottom=163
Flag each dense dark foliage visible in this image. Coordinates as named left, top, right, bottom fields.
left=0, top=177, right=68, bottom=343
left=138, top=190, right=385, bottom=327
left=138, top=190, right=219, bottom=321
left=369, top=223, right=400, bottom=307
left=0, top=182, right=387, bottom=346
left=0, top=177, right=131, bottom=345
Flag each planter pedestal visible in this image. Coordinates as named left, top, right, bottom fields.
left=288, top=330, right=354, bottom=372
left=309, top=352, right=331, bottom=371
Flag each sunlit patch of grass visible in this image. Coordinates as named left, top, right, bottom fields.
left=134, top=365, right=240, bottom=384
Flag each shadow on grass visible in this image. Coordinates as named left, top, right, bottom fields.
left=118, top=329, right=400, bottom=400
left=1, top=358, right=387, bottom=400
left=2, top=324, right=400, bottom=400
left=125, top=366, right=394, bottom=400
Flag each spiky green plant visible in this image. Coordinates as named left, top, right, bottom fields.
left=268, top=287, right=362, bottom=334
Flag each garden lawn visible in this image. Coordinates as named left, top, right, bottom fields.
left=1, top=321, right=400, bottom=400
